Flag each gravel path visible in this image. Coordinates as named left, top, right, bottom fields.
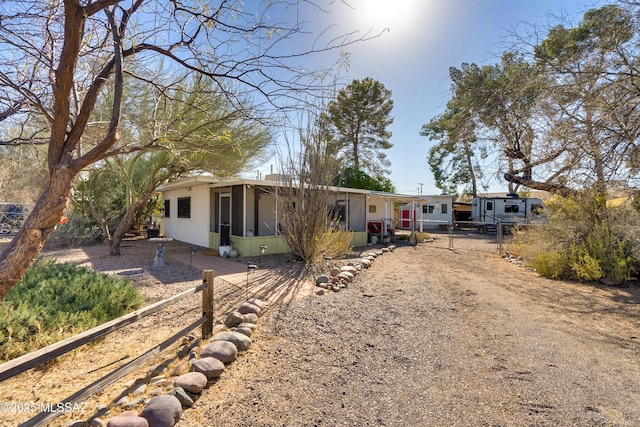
left=180, top=232, right=640, bottom=426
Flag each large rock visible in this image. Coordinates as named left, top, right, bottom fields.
left=174, top=372, right=208, bottom=393
left=168, top=387, right=194, bottom=408
left=231, top=326, right=252, bottom=337
left=337, top=271, right=354, bottom=282
left=238, top=302, right=261, bottom=316
left=107, top=411, right=149, bottom=427
left=224, top=311, right=245, bottom=328
left=190, top=357, right=225, bottom=379
left=243, top=313, right=258, bottom=324
left=340, top=265, right=358, bottom=275
left=200, top=340, right=238, bottom=363
left=140, top=395, right=182, bottom=427
left=316, top=274, right=330, bottom=285
left=329, top=267, right=341, bottom=277
left=211, top=331, right=252, bottom=352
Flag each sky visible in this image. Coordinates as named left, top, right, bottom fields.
left=250, top=0, right=607, bottom=195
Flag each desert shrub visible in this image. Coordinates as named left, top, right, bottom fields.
left=570, top=246, right=603, bottom=282
left=49, top=210, right=104, bottom=245
left=509, top=192, right=639, bottom=283
left=0, top=259, right=145, bottom=361
left=530, top=250, right=572, bottom=279
left=318, top=223, right=353, bottom=260
left=416, top=232, right=431, bottom=241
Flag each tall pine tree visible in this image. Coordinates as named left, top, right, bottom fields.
left=326, top=78, right=394, bottom=181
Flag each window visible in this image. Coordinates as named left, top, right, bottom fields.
left=423, top=205, right=435, bottom=214
left=486, top=201, right=494, bottom=211
left=505, top=204, right=519, bottom=213
left=178, top=197, right=191, bottom=218
left=531, top=204, right=544, bottom=215
left=163, top=200, right=170, bottom=218
left=441, top=203, right=448, bottom=214
left=334, top=201, right=347, bottom=221
left=369, top=205, right=377, bottom=213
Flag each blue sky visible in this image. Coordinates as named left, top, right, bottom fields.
left=251, top=0, right=607, bottom=195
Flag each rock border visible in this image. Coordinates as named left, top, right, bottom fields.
left=314, top=245, right=396, bottom=294
left=68, top=298, right=268, bottom=427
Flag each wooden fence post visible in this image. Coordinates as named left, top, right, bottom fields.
left=202, top=270, right=215, bottom=339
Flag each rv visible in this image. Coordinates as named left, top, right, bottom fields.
left=471, top=195, right=544, bottom=233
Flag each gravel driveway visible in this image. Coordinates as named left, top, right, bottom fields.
left=180, top=231, right=640, bottom=426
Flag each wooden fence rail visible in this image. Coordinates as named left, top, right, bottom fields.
left=0, top=270, right=216, bottom=427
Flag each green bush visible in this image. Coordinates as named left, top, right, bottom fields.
left=0, top=259, right=145, bottom=361
left=531, top=250, right=571, bottom=279
left=510, top=192, right=639, bottom=283
left=570, top=246, right=603, bottom=282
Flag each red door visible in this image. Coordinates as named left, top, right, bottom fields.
left=401, top=209, right=411, bottom=229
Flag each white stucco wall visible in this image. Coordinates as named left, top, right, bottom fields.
left=161, top=183, right=211, bottom=247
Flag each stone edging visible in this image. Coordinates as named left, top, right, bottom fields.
left=314, top=245, right=396, bottom=293
left=68, top=298, right=267, bottom=427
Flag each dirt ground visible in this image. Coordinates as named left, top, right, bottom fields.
left=1, top=231, right=640, bottom=426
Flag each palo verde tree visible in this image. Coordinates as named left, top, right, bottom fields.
left=0, top=0, right=378, bottom=299
left=325, top=77, right=394, bottom=182
left=74, top=74, right=272, bottom=255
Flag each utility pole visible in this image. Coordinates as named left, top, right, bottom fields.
left=418, top=183, right=424, bottom=196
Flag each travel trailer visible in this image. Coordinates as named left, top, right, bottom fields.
left=471, top=195, right=544, bottom=233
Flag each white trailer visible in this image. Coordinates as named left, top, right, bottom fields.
left=471, top=195, right=544, bottom=233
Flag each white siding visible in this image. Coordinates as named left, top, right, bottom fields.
left=398, top=196, right=453, bottom=230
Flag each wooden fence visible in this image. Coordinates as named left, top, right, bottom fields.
left=0, top=270, right=216, bottom=427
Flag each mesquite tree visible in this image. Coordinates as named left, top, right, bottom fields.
left=0, top=0, right=375, bottom=299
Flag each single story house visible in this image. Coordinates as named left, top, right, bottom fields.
left=157, top=175, right=452, bottom=256
left=397, top=195, right=455, bottom=231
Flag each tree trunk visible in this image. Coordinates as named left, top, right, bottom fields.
left=109, top=194, right=154, bottom=256
left=0, top=165, right=75, bottom=299
left=463, top=141, right=477, bottom=197
left=503, top=172, right=578, bottom=198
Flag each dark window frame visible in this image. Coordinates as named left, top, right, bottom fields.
left=177, top=197, right=191, bottom=218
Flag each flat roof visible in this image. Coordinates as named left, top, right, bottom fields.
left=157, top=175, right=453, bottom=201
